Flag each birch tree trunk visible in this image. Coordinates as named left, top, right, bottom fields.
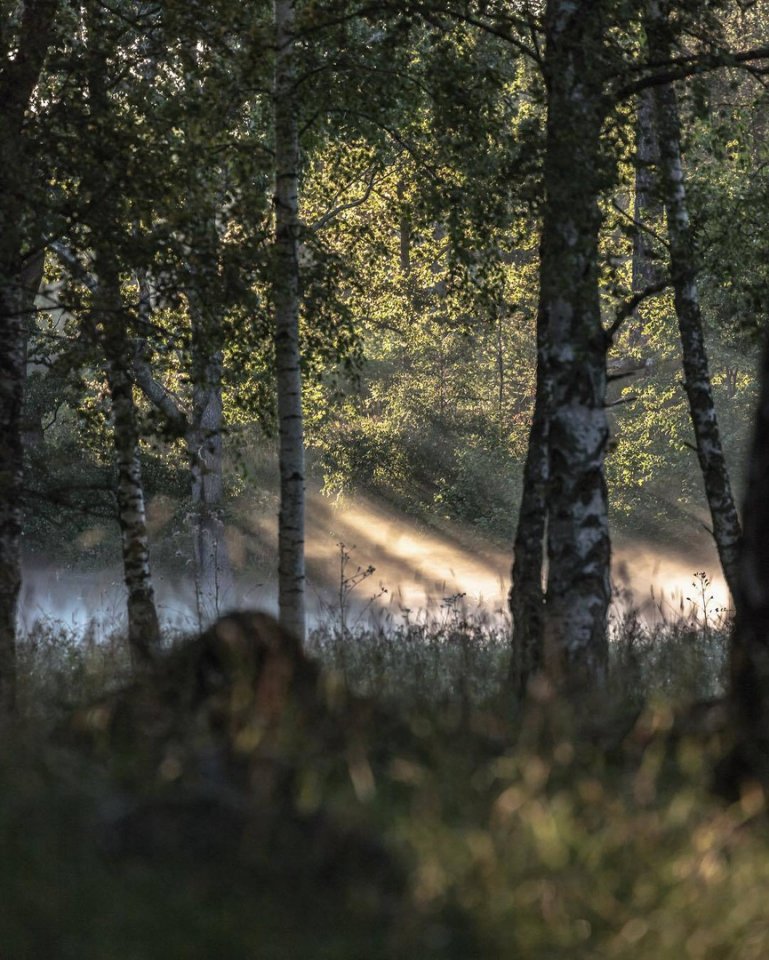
left=188, top=298, right=234, bottom=621
left=651, top=69, right=742, bottom=596
left=273, top=0, right=306, bottom=642
left=80, top=3, right=160, bottom=660
left=96, top=266, right=161, bottom=661
left=539, top=0, right=612, bottom=692
left=0, top=0, right=60, bottom=712
left=508, top=301, right=549, bottom=696
left=133, top=303, right=233, bottom=627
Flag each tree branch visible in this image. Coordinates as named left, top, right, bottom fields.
left=131, top=344, right=191, bottom=440
left=606, top=279, right=669, bottom=341
left=49, top=241, right=99, bottom=293
left=611, top=197, right=668, bottom=250
left=310, top=163, right=383, bottom=231
left=615, top=44, right=769, bottom=101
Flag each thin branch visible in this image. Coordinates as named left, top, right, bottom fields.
left=615, top=44, right=769, bottom=101
left=529, top=18, right=542, bottom=64
left=310, top=163, right=383, bottom=231
left=325, top=108, right=443, bottom=182
left=611, top=197, right=668, bottom=250
left=21, top=485, right=117, bottom=521
left=415, top=4, right=540, bottom=65
left=49, top=241, right=99, bottom=293
left=607, top=362, right=653, bottom=383
left=292, top=0, right=542, bottom=58
left=52, top=244, right=191, bottom=439
left=606, top=279, right=669, bottom=341
left=41, top=399, right=66, bottom=433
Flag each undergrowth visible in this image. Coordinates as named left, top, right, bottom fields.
left=3, top=603, right=761, bottom=960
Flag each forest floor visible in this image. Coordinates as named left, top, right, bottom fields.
left=1, top=599, right=761, bottom=959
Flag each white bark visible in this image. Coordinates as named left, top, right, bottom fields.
left=96, top=266, right=161, bottom=661
left=133, top=297, right=234, bottom=625
left=188, top=299, right=234, bottom=621
left=538, top=0, right=612, bottom=692
left=648, top=14, right=741, bottom=596
left=273, top=0, right=306, bottom=642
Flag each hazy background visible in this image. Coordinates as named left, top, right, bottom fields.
left=19, top=485, right=728, bottom=638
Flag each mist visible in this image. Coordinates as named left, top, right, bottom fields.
left=18, top=489, right=729, bottom=639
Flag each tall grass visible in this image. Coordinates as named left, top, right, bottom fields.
left=2, top=599, right=755, bottom=960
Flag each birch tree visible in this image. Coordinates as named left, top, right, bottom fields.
left=508, top=0, right=769, bottom=695
left=273, top=0, right=306, bottom=641
left=132, top=296, right=236, bottom=625
left=49, top=236, right=162, bottom=662
left=94, top=266, right=161, bottom=660
left=188, top=301, right=235, bottom=619
left=49, top=2, right=167, bottom=660
left=88, top=7, right=163, bottom=659
left=58, top=0, right=269, bottom=646
left=644, top=2, right=741, bottom=596
left=528, top=0, right=614, bottom=692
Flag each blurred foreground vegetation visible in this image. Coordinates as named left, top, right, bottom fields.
left=2, top=607, right=767, bottom=959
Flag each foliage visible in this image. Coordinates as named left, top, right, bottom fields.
left=7, top=2, right=769, bottom=954
left=15, top=0, right=765, bottom=564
